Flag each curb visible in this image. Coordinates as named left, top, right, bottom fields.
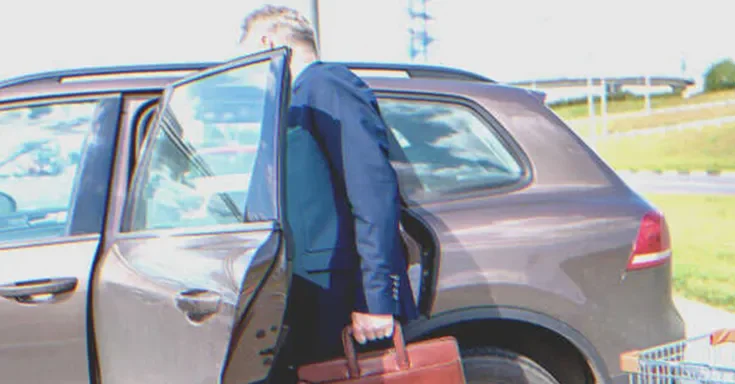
left=617, top=169, right=735, bottom=178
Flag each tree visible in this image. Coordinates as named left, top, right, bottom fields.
left=704, top=59, right=735, bottom=92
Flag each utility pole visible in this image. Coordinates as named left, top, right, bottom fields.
left=309, top=0, right=321, bottom=54
left=587, top=75, right=597, bottom=148
left=601, top=77, right=608, bottom=137
left=680, top=53, right=687, bottom=76
left=586, top=52, right=597, bottom=148
left=408, top=0, right=433, bottom=62
left=644, top=74, right=652, bottom=115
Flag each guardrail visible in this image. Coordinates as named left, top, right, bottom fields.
left=564, top=98, right=735, bottom=140
left=611, top=99, right=735, bottom=121
left=602, top=115, right=735, bottom=139
left=564, top=98, right=735, bottom=123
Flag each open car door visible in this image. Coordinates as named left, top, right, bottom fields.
left=91, top=47, right=292, bottom=383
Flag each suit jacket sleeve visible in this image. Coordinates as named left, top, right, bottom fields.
left=307, top=71, right=402, bottom=315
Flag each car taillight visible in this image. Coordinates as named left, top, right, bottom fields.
left=626, top=211, right=672, bottom=271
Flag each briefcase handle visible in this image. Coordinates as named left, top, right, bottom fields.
left=342, top=322, right=410, bottom=378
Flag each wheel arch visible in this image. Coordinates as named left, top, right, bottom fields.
left=403, top=306, right=612, bottom=384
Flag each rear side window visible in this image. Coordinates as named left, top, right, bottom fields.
left=378, top=98, right=523, bottom=201
left=0, top=101, right=99, bottom=242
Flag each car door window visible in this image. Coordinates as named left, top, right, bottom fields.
left=125, top=60, right=272, bottom=231
left=0, top=101, right=99, bottom=242
left=378, top=98, right=524, bottom=200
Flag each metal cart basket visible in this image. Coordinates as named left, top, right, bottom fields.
left=621, top=329, right=735, bottom=383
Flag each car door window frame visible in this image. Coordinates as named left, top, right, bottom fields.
left=119, top=48, right=291, bottom=236
left=131, top=98, right=160, bottom=166
left=0, top=94, right=123, bottom=249
left=373, top=90, right=534, bottom=205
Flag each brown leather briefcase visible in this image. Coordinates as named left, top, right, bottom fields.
left=297, top=323, right=466, bottom=383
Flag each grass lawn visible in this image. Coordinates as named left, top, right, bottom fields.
left=552, top=89, right=735, bottom=121
left=594, top=124, right=735, bottom=171
left=645, top=194, right=735, bottom=311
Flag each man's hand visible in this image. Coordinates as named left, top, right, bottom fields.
left=351, top=312, right=395, bottom=344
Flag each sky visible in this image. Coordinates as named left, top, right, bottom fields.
left=1, top=0, right=734, bottom=84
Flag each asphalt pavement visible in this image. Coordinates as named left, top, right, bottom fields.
left=619, top=172, right=735, bottom=195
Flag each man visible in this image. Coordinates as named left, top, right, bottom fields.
left=239, top=4, right=418, bottom=370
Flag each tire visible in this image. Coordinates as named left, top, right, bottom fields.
left=461, top=347, right=560, bottom=384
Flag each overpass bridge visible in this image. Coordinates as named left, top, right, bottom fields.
left=509, top=76, right=695, bottom=94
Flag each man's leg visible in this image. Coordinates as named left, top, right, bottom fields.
left=267, top=275, right=313, bottom=383
left=284, top=272, right=352, bottom=366
left=310, top=271, right=354, bottom=362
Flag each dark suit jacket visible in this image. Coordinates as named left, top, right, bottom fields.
left=284, top=62, right=418, bottom=361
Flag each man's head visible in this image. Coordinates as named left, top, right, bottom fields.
left=239, top=5, right=319, bottom=58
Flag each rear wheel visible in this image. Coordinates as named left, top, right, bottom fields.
left=462, top=347, right=560, bottom=384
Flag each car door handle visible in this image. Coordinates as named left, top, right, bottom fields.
left=175, top=289, right=222, bottom=324
left=0, top=277, right=78, bottom=301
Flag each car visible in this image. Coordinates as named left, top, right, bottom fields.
left=0, top=47, right=684, bottom=384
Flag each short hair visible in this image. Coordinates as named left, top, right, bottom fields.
left=240, top=5, right=318, bottom=53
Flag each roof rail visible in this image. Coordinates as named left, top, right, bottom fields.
left=0, top=61, right=494, bottom=90
left=0, top=63, right=219, bottom=90
left=336, top=62, right=495, bottom=83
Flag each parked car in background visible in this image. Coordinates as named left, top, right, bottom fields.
left=0, top=47, right=684, bottom=384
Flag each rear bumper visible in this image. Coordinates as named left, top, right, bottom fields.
left=611, top=373, right=631, bottom=384
left=584, top=262, right=686, bottom=382
left=591, top=304, right=685, bottom=383
left=602, top=310, right=685, bottom=383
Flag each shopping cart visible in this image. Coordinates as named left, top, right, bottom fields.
left=620, top=329, right=735, bottom=383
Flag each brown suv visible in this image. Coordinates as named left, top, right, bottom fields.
left=0, top=48, right=684, bottom=384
